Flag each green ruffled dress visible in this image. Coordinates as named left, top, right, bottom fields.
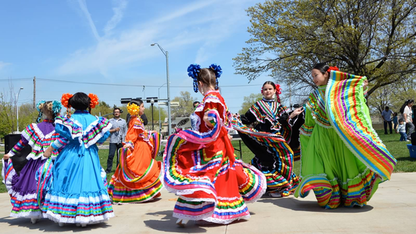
left=295, top=71, right=396, bottom=208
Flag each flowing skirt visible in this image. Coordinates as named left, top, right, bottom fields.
left=40, top=144, right=114, bottom=224
left=234, top=121, right=300, bottom=196
left=108, top=142, right=162, bottom=203
left=2, top=158, right=45, bottom=218
left=295, top=126, right=383, bottom=208
left=163, top=132, right=267, bottom=224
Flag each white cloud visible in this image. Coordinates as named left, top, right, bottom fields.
left=77, top=0, right=101, bottom=41
left=56, top=0, right=256, bottom=76
left=104, top=0, right=128, bottom=37
left=0, top=61, right=11, bottom=70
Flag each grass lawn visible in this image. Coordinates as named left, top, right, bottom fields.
left=1, top=129, right=415, bottom=193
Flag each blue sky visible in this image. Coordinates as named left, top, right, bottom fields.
left=0, top=0, right=273, bottom=114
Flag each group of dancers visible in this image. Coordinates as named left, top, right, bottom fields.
left=2, top=62, right=397, bottom=228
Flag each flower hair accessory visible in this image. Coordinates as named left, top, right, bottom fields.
left=327, top=66, right=339, bottom=72
left=52, top=100, right=62, bottom=115
left=275, top=84, right=282, bottom=103
left=127, top=102, right=140, bottom=116
left=209, top=64, right=222, bottom=89
left=88, top=93, right=99, bottom=109
left=187, top=64, right=201, bottom=93
left=36, top=101, right=46, bottom=123
left=36, top=101, right=46, bottom=112
left=61, top=93, right=73, bottom=108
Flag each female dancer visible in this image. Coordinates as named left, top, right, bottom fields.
left=2, top=101, right=61, bottom=224
left=42, top=92, right=114, bottom=226
left=163, top=64, right=266, bottom=226
left=295, top=63, right=396, bottom=208
left=108, top=99, right=162, bottom=203
left=233, top=81, right=303, bottom=197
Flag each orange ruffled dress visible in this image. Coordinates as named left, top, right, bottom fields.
left=108, top=116, right=162, bottom=203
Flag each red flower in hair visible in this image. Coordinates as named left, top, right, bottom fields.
left=61, top=93, right=73, bottom=108
left=88, top=93, right=99, bottom=109
left=275, top=84, right=282, bottom=95
left=327, top=66, right=339, bottom=72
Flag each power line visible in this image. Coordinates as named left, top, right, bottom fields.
left=32, top=78, right=262, bottom=88
left=0, top=78, right=33, bottom=81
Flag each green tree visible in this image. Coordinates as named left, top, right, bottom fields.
left=239, top=93, right=263, bottom=114
left=0, top=94, right=37, bottom=140
left=91, top=101, right=112, bottom=117
left=0, top=93, right=14, bottom=139
left=171, top=91, right=197, bottom=118
left=18, top=103, right=37, bottom=129
left=233, top=0, right=416, bottom=98
left=143, top=104, right=167, bottom=129
left=367, top=78, right=416, bottom=115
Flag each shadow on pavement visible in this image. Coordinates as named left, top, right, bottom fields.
left=144, top=210, right=207, bottom=233
left=258, top=197, right=374, bottom=213
left=0, top=216, right=111, bottom=232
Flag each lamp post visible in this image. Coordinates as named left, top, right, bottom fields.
left=158, top=83, right=167, bottom=133
left=151, top=43, right=171, bottom=135
left=16, top=87, right=24, bottom=132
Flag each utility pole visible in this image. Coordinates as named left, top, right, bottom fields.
left=33, top=76, right=36, bottom=108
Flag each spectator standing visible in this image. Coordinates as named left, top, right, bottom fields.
left=190, top=101, right=200, bottom=130
left=392, top=113, right=398, bottom=133
left=381, top=106, right=393, bottom=134
left=106, top=108, right=127, bottom=173
left=402, top=100, right=415, bottom=140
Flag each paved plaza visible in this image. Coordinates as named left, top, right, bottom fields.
left=0, top=172, right=415, bottom=234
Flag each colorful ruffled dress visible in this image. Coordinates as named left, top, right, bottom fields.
left=108, top=116, right=162, bottom=203
left=40, top=111, right=114, bottom=224
left=233, top=98, right=300, bottom=196
left=295, top=71, right=397, bottom=208
left=163, top=90, right=266, bottom=224
left=2, top=119, right=60, bottom=219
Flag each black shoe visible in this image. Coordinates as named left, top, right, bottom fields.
left=105, top=170, right=111, bottom=173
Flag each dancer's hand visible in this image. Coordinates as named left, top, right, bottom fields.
left=3, top=154, right=10, bottom=160
left=363, top=79, right=369, bottom=89
left=203, top=112, right=214, bottom=128
left=289, top=107, right=304, bottom=119
left=43, top=147, right=53, bottom=158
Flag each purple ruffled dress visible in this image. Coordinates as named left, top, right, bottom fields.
left=2, top=119, right=60, bottom=219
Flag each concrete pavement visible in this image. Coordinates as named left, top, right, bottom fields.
left=0, top=172, right=415, bottom=234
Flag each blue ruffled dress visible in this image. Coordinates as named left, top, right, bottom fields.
left=41, top=110, right=114, bottom=224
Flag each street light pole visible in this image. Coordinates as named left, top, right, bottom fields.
left=151, top=43, right=172, bottom=135
left=16, top=87, right=24, bottom=132
left=158, top=83, right=167, bottom=133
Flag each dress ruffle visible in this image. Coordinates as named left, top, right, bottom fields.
left=295, top=169, right=382, bottom=208
left=41, top=112, right=114, bottom=224
left=163, top=107, right=266, bottom=223
left=108, top=117, right=162, bottom=203
left=2, top=158, right=46, bottom=218
left=42, top=191, right=114, bottom=224
left=232, top=119, right=299, bottom=196
left=55, top=116, right=111, bottom=148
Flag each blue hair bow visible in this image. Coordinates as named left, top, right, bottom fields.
left=209, top=64, right=222, bottom=89
left=187, top=64, right=201, bottom=93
